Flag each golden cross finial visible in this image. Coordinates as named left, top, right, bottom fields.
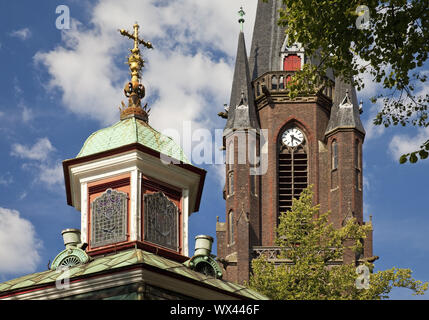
left=120, top=23, right=153, bottom=55
left=118, top=23, right=153, bottom=122
left=119, top=23, right=153, bottom=83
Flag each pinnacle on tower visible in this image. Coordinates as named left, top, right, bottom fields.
left=238, top=6, right=245, bottom=31
left=325, top=77, right=365, bottom=136
left=118, top=23, right=153, bottom=122
left=224, top=8, right=259, bottom=135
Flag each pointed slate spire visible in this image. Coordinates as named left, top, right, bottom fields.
left=248, top=0, right=285, bottom=80
left=325, top=77, right=365, bottom=136
left=247, top=0, right=335, bottom=82
left=224, top=22, right=259, bottom=134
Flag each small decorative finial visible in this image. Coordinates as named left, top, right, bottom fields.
left=359, top=99, right=363, bottom=114
left=118, top=22, right=153, bottom=121
left=238, top=89, right=246, bottom=106
left=340, top=89, right=353, bottom=107
left=217, top=104, right=229, bottom=119
left=238, top=6, right=245, bottom=31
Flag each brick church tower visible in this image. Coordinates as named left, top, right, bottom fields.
left=216, top=1, right=374, bottom=284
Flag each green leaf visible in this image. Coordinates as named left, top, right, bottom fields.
left=419, top=150, right=429, bottom=160
left=409, top=152, right=418, bottom=163
left=399, top=154, right=408, bottom=164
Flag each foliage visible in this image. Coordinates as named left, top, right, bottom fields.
left=249, top=186, right=428, bottom=299
left=271, top=0, right=429, bottom=163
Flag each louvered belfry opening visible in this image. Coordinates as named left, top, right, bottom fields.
left=278, top=136, right=308, bottom=223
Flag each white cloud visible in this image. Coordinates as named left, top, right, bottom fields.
left=353, top=55, right=387, bottom=141
left=146, top=50, right=232, bottom=133
left=34, top=19, right=124, bottom=125
left=11, top=138, right=55, bottom=161
left=13, top=77, right=23, bottom=96
left=387, top=80, right=429, bottom=161
left=361, top=98, right=385, bottom=140
left=34, top=0, right=257, bottom=132
left=0, top=173, right=13, bottom=186
left=0, top=207, right=42, bottom=274
left=388, top=127, right=429, bottom=161
left=21, top=105, right=34, bottom=123
left=10, top=138, right=64, bottom=188
left=353, top=56, right=383, bottom=100
left=211, top=164, right=226, bottom=189
left=33, top=1, right=259, bottom=185
left=10, top=28, right=32, bottom=41
left=38, top=163, right=64, bottom=186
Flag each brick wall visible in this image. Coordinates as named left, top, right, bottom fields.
left=218, top=91, right=372, bottom=283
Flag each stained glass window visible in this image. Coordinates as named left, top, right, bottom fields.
left=90, top=188, right=128, bottom=248
left=144, top=192, right=179, bottom=251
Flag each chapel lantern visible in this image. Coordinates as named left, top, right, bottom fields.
left=62, top=23, right=206, bottom=261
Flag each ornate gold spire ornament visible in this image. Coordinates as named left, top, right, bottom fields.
left=118, top=23, right=153, bottom=121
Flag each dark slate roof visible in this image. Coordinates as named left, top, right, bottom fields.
left=224, top=31, right=259, bottom=133
left=248, top=0, right=286, bottom=80
left=248, top=0, right=334, bottom=82
left=325, top=77, right=365, bottom=136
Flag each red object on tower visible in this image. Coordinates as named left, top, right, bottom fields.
left=283, top=54, right=301, bottom=71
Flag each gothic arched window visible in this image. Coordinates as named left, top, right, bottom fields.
left=271, top=75, right=278, bottom=90
left=228, top=210, right=234, bottom=244
left=278, top=126, right=308, bottom=222
left=228, top=172, right=234, bottom=196
left=227, top=141, right=235, bottom=197
left=279, top=76, right=285, bottom=89
left=332, top=140, right=338, bottom=170
left=355, top=139, right=360, bottom=169
left=355, top=139, right=361, bottom=190
left=228, top=142, right=234, bottom=171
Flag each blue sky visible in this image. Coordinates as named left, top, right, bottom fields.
left=0, top=0, right=428, bottom=300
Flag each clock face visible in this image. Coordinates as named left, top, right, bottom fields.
left=282, top=127, right=304, bottom=147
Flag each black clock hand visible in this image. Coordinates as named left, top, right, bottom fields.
left=291, top=135, right=301, bottom=144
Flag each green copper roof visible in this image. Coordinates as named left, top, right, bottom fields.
left=77, top=117, right=190, bottom=164
left=0, top=249, right=268, bottom=300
